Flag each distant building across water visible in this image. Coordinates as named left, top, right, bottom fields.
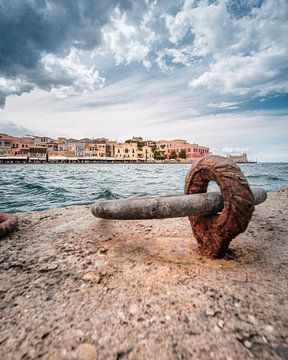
left=226, top=153, right=256, bottom=163
left=0, top=133, right=211, bottom=163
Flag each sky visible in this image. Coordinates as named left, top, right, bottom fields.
left=0, top=0, right=287, bottom=162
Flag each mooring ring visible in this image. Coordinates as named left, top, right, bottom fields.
left=0, top=213, right=18, bottom=239
left=184, top=155, right=255, bottom=258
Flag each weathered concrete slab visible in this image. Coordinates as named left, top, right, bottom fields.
left=0, top=187, right=287, bottom=360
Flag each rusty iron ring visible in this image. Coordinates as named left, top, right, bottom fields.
left=184, top=155, right=255, bottom=258
left=0, top=213, right=18, bottom=239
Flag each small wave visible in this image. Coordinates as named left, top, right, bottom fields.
left=247, top=174, right=285, bottom=181
left=93, top=189, right=121, bottom=200
left=21, top=182, right=48, bottom=192
left=49, top=186, right=70, bottom=194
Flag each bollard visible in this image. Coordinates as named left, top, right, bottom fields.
left=91, top=155, right=267, bottom=259
left=184, top=155, right=257, bottom=258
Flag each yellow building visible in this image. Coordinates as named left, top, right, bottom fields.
left=141, top=146, right=154, bottom=161
left=156, top=139, right=187, bottom=157
left=114, top=143, right=138, bottom=160
left=83, top=144, right=105, bottom=157
left=114, top=143, right=153, bottom=161
left=83, top=141, right=116, bottom=158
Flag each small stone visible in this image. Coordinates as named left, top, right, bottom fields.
left=206, top=308, right=216, bottom=316
left=39, top=264, right=58, bottom=272
left=217, top=319, right=225, bottom=329
left=76, top=343, right=97, bottom=360
left=235, top=332, right=244, bottom=341
left=248, top=315, right=257, bottom=325
left=129, top=303, right=138, bottom=315
left=82, top=272, right=101, bottom=283
left=264, top=324, right=274, bottom=333
left=244, top=340, right=252, bottom=349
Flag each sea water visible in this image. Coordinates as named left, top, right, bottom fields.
left=0, top=163, right=287, bottom=213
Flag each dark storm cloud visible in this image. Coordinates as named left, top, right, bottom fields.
left=0, top=0, right=131, bottom=76
left=0, top=0, right=132, bottom=105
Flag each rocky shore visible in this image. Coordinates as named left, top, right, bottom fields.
left=0, top=187, right=287, bottom=360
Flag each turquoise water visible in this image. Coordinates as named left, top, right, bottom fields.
left=0, top=163, right=287, bottom=213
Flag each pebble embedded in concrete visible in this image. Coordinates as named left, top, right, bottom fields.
left=76, top=343, right=97, bottom=360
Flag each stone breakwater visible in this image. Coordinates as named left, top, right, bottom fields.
left=0, top=187, right=287, bottom=360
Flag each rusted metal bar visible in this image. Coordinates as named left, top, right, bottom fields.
left=91, top=187, right=267, bottom=220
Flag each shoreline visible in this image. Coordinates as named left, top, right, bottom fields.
left=0, top=187, right=287, bottom=359
left=0, top=156, right=259, bottom=165
left=0, top=159, right=198, bottom=165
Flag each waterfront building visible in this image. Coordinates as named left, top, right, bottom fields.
left=105, top=141, right=117, bottom=158
left=156, top=139, right=188, bottom=157
left=33, top=136, right=58, bottom=152
left=28, top=146, right=48, bottom=157
left=80, top=138, right=93, bottom=147
left=57, top=138, right=69, bottom=151
left=67, top=143, right=85, bottom=157
left=167, top=143, right=210, bottom=159
left=0, top=134, right=47, bottom=158
left=92, top=138, right=109, bottom=157
left=34, top=136, right=53, bottom=146
left=226, top=153, right=249, bottom=163
left=58, top=143, right=69, bottom=152
left=114, top=143, right=138, bottom=160
left=48, top=150, right=75, bottom=158
left=144, top=140, right=157, bottom=151
left=0, top=133, right=14, bottom=155
left=142, top=146, right=154, bottom=161
left=58, top=137, right=67, bottom=144
left=82, top=138, right=117, bottom=158
left=0, top=132, right=209, bottom=162
left=114, top=143, right=153, bottom=161
left=66, top=139, right=86, bottom=156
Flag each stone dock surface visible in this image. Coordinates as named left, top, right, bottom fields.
left=0, top=187, right=287, bottom=360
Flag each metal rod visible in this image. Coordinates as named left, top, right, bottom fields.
left=91, top=187, right=267, bottom=220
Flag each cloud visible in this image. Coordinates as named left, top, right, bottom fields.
left=99, top=2, right=157, bottom=68
left=41, top=49, right=105, bottom=98
left=0, top=121, right=32, bottom=137
left=0, top=77, right=34, bottom=107
left=165, top=0, right=288, bottom=95
left=222, top=147, right=250, bottom=155
left=1, top=0, right=287, bottom=107
left=190, top=47, right=288, bottom=95
left=0, top=0, right=132, bottom=106
left=207, top=102, right=239, bottom=109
